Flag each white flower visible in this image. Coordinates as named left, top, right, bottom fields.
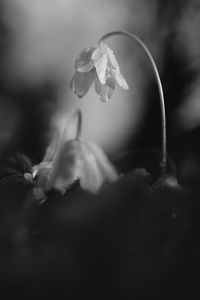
left=32, top=110, right=118, bottom=199
left=45, top=138, right=118, bottom=194
left=70, top=43, right=129, bottom=102
left=33, top=139, right=118, bottom=196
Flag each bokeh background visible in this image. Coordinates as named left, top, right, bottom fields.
left=1, top=3, right=200, bottom=298
left=0, top=0, right=200, bottom=181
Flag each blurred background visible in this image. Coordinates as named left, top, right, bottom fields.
left=0, top=0, right=200, bottom=181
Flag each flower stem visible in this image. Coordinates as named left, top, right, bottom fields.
left=74, top=109, right=82, bottom=139
left=63, top=109, right=82, bottom=140
left=98, top=30, right=167, bottom=177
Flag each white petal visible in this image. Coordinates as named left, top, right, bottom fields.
left=94, top=54, right=107, bottom=84
left=75, top=47, right=96, bottom=72
left=115, top=70, right=129, bottom=90
left=107, top=47, right=129, bottom=90
left=92, top=43, right=107, bottom=62
left=43, top=128, right=60, bottom=162
left=94, top=78, right=115, bottom=102
left=46, top=139, right=79, bottom=192
left=78, top=142, right=104, bottom=193
left=106, top=47, right=119, bottom=69
left=106, top=76, right=116, bottom=90
left=86, top=141, right=118, bottom=183
left=70, top=70, right=95, bottom=98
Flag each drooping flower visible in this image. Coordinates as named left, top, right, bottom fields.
left=70, top=43, right=129, bottom=102
left=31, top=110, right=118, bottom=200
left=32, top=139, right=118, bottom=198
left=45, top=138, right=118, bottom=193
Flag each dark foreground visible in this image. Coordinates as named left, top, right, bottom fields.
left=0, top=153, right=200, bottom=300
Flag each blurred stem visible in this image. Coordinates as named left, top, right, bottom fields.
left=75, top=109, right=82, bottom=139
left=98, top=30, right=167, bottom=177
left=69, top=109, right=82, bottom=139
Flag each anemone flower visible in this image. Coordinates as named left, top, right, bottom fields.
left=32, top=139, right=118, bottom=199
left=70, top=43, right=129, bottom=102
left=31, top=110, right=118, bottom=201
left=46, top=138, right=118, bottom=194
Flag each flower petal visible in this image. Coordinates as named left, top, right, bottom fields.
left=107, top=47, right=129, bottom=90
left=86, top=141, right=118, bottom=183
left=77, top=140, right=118, bottom=193
left=94, top=53, right=107, bottom=84
left=77, top=142, right=104, bottom=193
left=115, top=69, right=129, bottom=90
left=43, top=128, right=60, bottom=162
left=75, top=47, right=96, bottom=72
left=94, top=77, right=115, bottom=102
left=106, top=47, right=119, bottom=69
left=92, top=43, right=107, bottom=63
left=70, top=70, right=95, bottom=98
left=106, top=75, right=116, bottom=90
left=92, top=44, right=111, bottom=84
left=46, top=139, right=80, bottom=192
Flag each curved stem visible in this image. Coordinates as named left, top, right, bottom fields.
left=98, top=30, right=167, bottom=177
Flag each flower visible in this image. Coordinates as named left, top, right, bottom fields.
left=70, top=43, right=129, bottom=102
left=33, top=139, right=118, bottom=197
left=31, top=110, right=118, bottom=200
left=46, top=138, right=118, bottom=194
